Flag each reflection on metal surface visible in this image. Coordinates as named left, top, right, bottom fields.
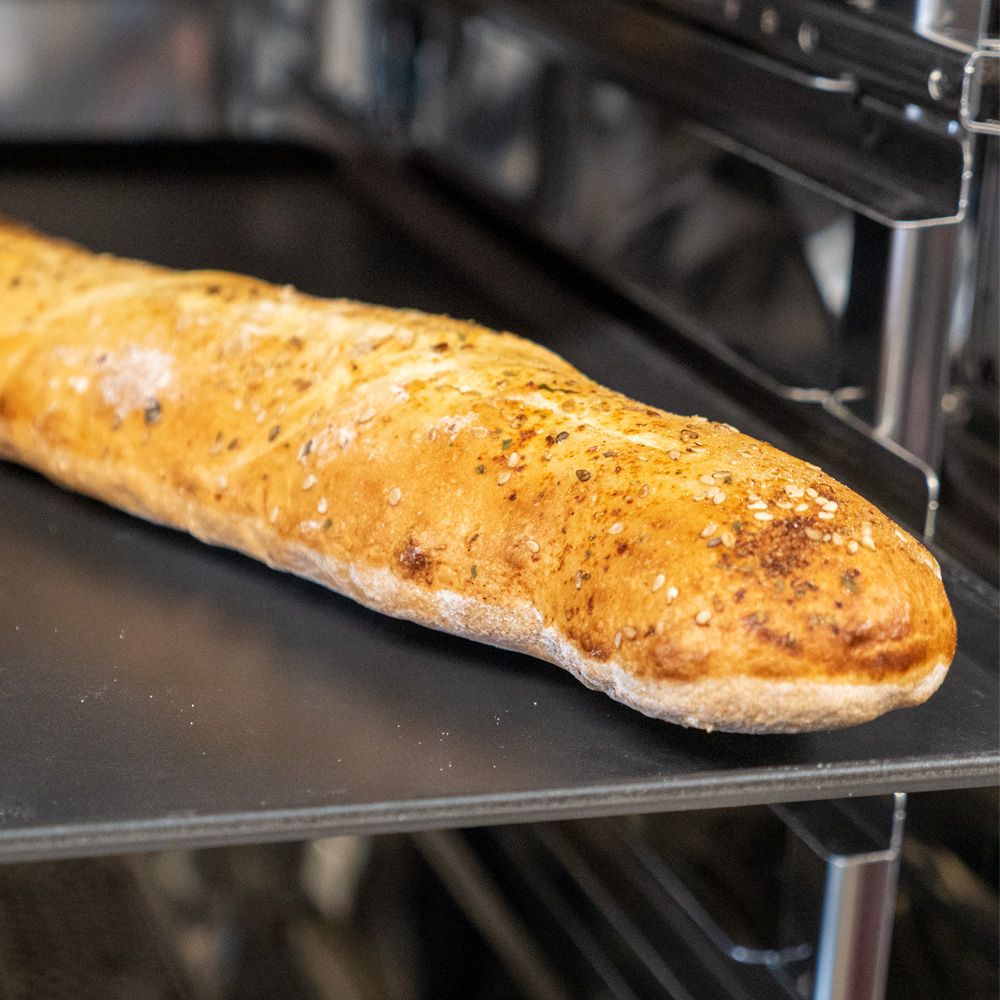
left=0, top=0, right=221, bottom=136
left=961, top=42, right=1000, bottom=133
left=774, top=795, right=906, bottom=1000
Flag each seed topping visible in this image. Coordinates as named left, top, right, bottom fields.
left=388, top=487, right=401, bottom=506
left=847, top=540, right=859, bottom=554
left=713, top=492, right=727, bottom=505
left=575, top=469, right=591, bottom=482
left=754, top=512, right=773, bottom=521
left=302, top=475, right=317, bottom=490
left=695, top=610, right=712, bottom=625
left=498, top=470, right=511, bottom=485
left=507, top=451, right=519, bottom=468
left=609, top=522, right=623, bottom=534
left=652, top=574, right=665, bottom=592
left=525, top=539, right=540, bottom=553
left=666, top=586, right=679, bottom=602
left=700, top=522, right=718, bottom=538
left=747, top=500, right=767, bottom=510
left=623, top=626, right=637, bottom=640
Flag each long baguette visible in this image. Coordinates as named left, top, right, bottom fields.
left=0, top=220, right=955, bottom=732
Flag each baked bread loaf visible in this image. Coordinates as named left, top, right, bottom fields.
left=0, top=219, right=955, bottom=732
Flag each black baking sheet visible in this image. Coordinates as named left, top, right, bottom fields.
left=0, top=143, right=996, bottom=863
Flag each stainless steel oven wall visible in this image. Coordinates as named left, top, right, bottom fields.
left=0, top=0, right=225, bottom=137
left=304, top=0, right=997, bottom=572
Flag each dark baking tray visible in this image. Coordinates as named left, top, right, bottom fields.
left=0, top=143, right=996, bottom=863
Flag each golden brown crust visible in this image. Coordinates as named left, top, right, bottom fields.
left=0, top=220, right=956, bottom=731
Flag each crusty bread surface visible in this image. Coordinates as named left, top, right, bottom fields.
left=0, top=220, right=956, bottom=732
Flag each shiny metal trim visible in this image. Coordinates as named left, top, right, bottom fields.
left=961, top=42, right=1000, bottom=134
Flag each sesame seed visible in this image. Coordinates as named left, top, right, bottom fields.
left=748, top=493, right=761, bottom=502
left=713, top=492, right=727, bottom=505
left=832, top=532, right=844, bottom=545
left=699, top=474, right=716, bottom=485
left=720, top=531, right=735, bottom=548
left=669, top=450, right=681, bottom=460
left=805, top=527, right=822, bottom=540
left=695, top=610, right=712, bottom=625
left=691, top=446, right=707, bottom=454
left=713, top=471, right=731, bottom=479
left=700, top=522, right=718, bottom=538
left=498, top=470, right=511, bottom=485
left=747, top=500, right=767, bottom=510
left=317, top=497, right=327, bottom=514
left=574, top=570, right=584, bottom=589
left=862, top=522, right=874, bottom=536
left=847, top=540, right=859, bottom=554
left=525, top=539, right=540, bottom=553
left=775, top=501, right=793, bottom=509
left=706, top=538, right=722, bottom=548
left=666, top=586, right=679, bottom=602
left=806, top=487, right=819, bottom=498
left=862, top=536, right=876, bottom=550
left=785, top=485, right=804, bottom=498
left=472, top=427, right=488, bottom=438
left=556, top=431, right=569, bottom=443
left=623, top=626, right=637, bottom=640
left=609, top=522, right=623, bottom=534
left=823, top=533, right=831, bottom=542
left=357, top=408, right=376, bottom=423
left=694, top=493, right=707, bottom=501
left=302, top=475, right=317, bottom=490
left=794, top=503, right=809, bottom=512
left=507, top=452, right=519, bottom=468
left=652, top=574, right=665, bottom=592
left=388, top=487, right=401, bottom=506
left=269, top=506, right=279, bottom=524
left=754, top=512, right=773, bottom=521
left=893, top=529, right=907, bottom=542
left=822, top=501, right=838, bottom=512
left=705, top=486, right=720, bottom=499
left=818, top=511, right=835, bottom=520
left=614, top=631, right=622, bottom=648
left=638, top=485, right=649, bottom=498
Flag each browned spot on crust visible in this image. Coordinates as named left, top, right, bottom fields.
left=398, top=538, right=433, bottom=584
left=642, top=639, right=708, bottom=681
left=855, top=642, right=930, bottom=680
left=742, top=517, right=817, bottom=576
left=571, top=629, right=609, bottom=661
